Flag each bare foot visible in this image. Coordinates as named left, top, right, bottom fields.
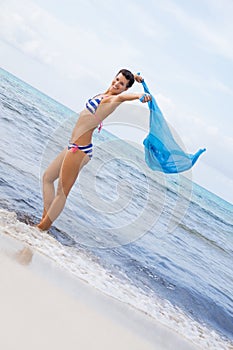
left=37, top=216, right=52, bottom=231
left=35, top=224, right=45, bottom=231
left=36, top=222, right=47, bottom=231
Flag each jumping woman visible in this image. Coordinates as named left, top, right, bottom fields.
left=37, top=69, right=151, bottom=230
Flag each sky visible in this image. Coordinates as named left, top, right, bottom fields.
left=0, top=0, right=233, bottom=204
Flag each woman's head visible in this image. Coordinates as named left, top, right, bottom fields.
left=108, top=69, right=135, bottom=95
left=116, top=69, right=135, bottom=88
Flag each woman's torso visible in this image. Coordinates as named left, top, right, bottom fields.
left=70, top=94, right=120, bottom=144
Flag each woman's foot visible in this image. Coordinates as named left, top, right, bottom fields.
left=37, top=216, right=52, bottom=231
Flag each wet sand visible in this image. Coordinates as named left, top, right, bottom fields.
left=0, top=233, right=199, bottom=350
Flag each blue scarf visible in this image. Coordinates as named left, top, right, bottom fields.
left=142, top=80, right=206, bottom=173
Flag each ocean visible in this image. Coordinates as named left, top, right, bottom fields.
left=0, top=67, right=232, bottom=349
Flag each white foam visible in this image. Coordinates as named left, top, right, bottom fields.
left=0, top=209, right=232, bottom=350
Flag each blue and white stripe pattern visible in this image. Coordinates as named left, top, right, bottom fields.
left=68, top=142, right=93, bottom=159
left=86, top=96, right=103, bottom=114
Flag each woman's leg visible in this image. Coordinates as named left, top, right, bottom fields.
left=40, top=148, right=67, bottom=220
left=37, top=149, right=89, bottom=230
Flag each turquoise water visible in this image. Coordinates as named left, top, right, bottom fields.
left=0, top=68, right=232, bottom=349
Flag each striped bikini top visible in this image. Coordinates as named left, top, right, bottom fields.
left=86, top=94, right=103, bottom=114
left=86, top=94, right=105, bottom=132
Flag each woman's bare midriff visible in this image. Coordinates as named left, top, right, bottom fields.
left=70, top=110, right=97, bottom=145
left=70, top=101, right=119, bottom=145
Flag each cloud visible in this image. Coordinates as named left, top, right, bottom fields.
left=185, top=119, right=233, bottom=179
left=210, top=79, right=233, bottom=97
left=172, top=69, right=233, bottom=97
left=124, top=2, right=169, bottom=41
left=0, top=0, right=140, bottom=81
left=0, top=1, right=59, bottom=65
left=159, top=0, right=233, bottom=60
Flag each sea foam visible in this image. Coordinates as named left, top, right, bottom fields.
left=0, top=208, right=232, bottom=350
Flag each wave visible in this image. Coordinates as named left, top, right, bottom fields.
left=0, top=208, right=232, bottom=350
left=177, top=222, right=230, bottom=255
left=1, top=101, right=22, bottom=115
left=113, top=245, right=233, bottom=340
left=189, top=197, right=233, bottom=228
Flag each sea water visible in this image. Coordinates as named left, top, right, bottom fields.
left=0, top=68, right=232, bottom=349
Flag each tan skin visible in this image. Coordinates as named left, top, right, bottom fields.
left=37, top=73, right=151, bottom=230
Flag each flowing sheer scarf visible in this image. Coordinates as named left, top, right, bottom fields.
left=142, top=80, right=206, bottom=173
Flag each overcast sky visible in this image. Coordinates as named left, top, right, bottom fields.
left=1, top=0, right=233, bottom=204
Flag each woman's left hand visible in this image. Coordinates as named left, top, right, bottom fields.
left=139, top=93, right=152, bottom=103
left=134, top=74, right=144, bottom=83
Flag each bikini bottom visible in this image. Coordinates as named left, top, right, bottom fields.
left=68, top=142, right=93, bottom=159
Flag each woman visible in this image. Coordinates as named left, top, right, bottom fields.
left=37, top=69, right=151, bottom=230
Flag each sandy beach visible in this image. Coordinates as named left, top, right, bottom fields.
left=0, top=232, right=199, bottom=350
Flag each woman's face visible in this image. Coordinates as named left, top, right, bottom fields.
left=109, top=73, right=129, bottom=94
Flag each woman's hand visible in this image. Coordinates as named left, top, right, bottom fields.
left=139, top=93, right=152, bottom=103
left=134, top=74, right=144, bottom=83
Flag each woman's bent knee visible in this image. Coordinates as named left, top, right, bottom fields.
left=43, top=170, right=55, bottom=184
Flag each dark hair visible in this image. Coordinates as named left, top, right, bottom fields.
left=116, top=69, right=135, bottom=88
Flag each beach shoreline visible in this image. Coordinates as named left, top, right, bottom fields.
left=1, top=67, right=232, bottom=350
left=0, top=231, right=200, bottom=350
